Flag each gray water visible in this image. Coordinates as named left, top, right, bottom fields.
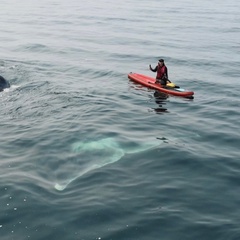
left=1, top=0, right=240, bottom=239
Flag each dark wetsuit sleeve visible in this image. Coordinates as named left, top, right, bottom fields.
left=150, top=65, right=158, bottom=72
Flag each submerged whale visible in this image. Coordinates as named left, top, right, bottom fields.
left=0, top=75, right=10, bottom=91
left=54, top=137, right=162, bottom=191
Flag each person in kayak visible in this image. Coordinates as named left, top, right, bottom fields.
left=149, top=59, right=168, bottom=85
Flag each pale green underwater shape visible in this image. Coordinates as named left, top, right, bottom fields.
left=54, top=138, right=161, bottom=191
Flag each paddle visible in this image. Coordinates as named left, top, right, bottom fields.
left=153, top=80, right=180, bottom=89
left=148, top=81, right=184, bottom=92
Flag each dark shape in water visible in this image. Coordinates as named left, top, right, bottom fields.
left=154, top=91, right=168, bottom=100
left=153, top=91, right=168, bottom=113
left=0, top=75, right=10, bottom=91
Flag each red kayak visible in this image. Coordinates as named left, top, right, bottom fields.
left=128, top=73, right=194, bottom=98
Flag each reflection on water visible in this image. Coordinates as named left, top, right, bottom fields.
left=152, top=91, right=169, bottom=113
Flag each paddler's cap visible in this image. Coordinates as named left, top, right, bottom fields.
left=158, top=59, right=164, bottom=62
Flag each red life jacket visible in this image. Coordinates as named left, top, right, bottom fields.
left=156, top=65, right=168, bottom=79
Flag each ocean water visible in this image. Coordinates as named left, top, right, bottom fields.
left=0, top=0, right=240, bottom=239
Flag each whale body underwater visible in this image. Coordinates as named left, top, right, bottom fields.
left=54, top=137, right=162, bottom=191
left=0, top=75, right=10, bottom=91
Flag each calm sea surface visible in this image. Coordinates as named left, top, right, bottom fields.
left=0, top=0, right=240, bottom=239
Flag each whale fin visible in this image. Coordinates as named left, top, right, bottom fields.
left=54, top=137, right=161, bottom=191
